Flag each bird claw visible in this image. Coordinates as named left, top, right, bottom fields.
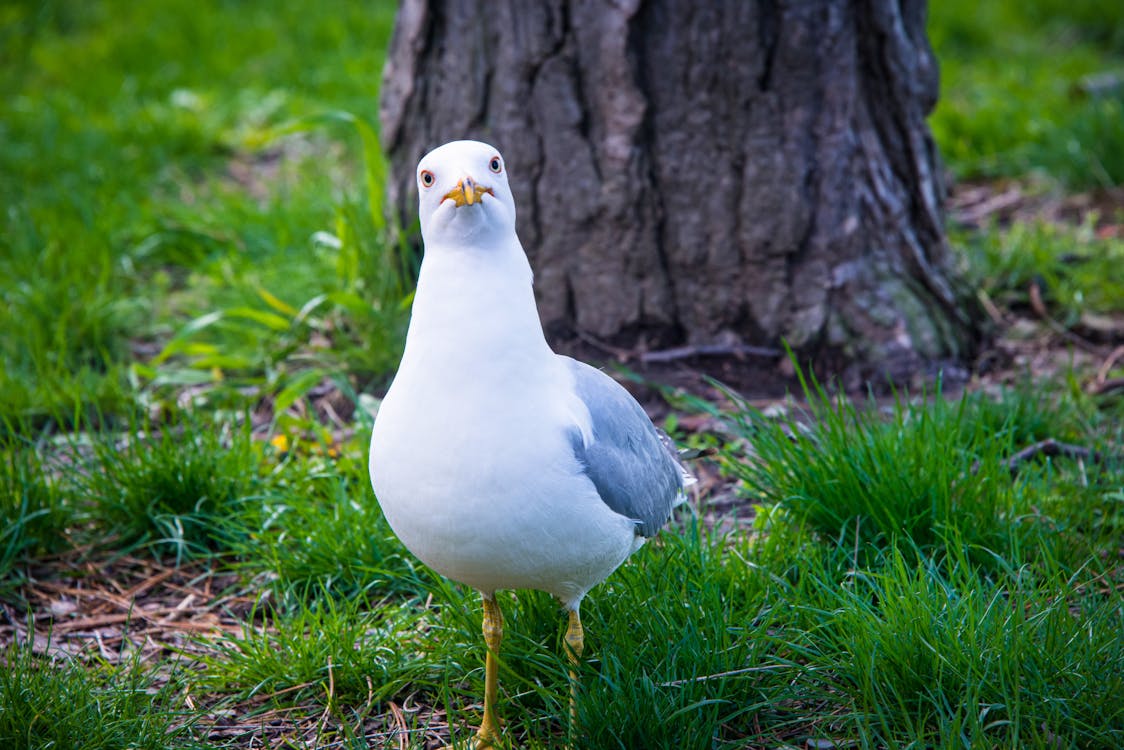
left=471, top=732, right=501, bottom=749
left=439, top=739, right=499, bottom=750
left=439, top=725, right=504, bottom=750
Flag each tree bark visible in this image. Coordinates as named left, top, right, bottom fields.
left=380, top=0, right=979, bottom=383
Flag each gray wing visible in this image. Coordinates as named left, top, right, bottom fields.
left=563, top=357, right=689, bottom=537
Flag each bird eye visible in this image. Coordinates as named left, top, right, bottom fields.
left=420, top=170, right=435, bottom=187
left=489, top=156, right=502, bottom=174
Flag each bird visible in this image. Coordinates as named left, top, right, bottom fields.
left=368, top=139, right=692, bottom=749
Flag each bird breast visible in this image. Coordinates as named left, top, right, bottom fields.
left=369, top=355, right=638, bottom=600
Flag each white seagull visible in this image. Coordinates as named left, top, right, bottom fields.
left=369, top=139, right=691, bottom=748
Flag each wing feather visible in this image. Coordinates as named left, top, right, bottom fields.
left=562, top=357, right=689, bottom=537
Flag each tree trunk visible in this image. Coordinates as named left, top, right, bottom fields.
left=379, top=0, right=979, bottom=383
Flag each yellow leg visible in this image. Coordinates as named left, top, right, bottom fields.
left=474, top=594, right=504, bottom=749
left=564, top=608, right=584, bottom=730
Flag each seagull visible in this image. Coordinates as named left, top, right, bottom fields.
left=369, top=139, right=692, bottom=749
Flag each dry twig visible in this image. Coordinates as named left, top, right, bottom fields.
left=1028, top=281, right=1105, bottom=355
left=1088, top=344, right=1124, bottom=393
left=1006, top=438, right=1105, bottom=477
left=639, top=343, right=781, bottom=363
left=388, top=701, right=410, bottom=750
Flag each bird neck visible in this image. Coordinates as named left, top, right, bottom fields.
left=402, top=238, right=552, bottom=369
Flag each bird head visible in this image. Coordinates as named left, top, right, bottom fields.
left=416, top=140, right=517, bottom=247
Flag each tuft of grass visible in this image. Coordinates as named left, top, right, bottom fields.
left=696, top=366, right=1123, bottom=747
left=956, top=379, right=1092, bottom=448
left=200, top=594, right=427, bottom=707
left=230, top=455, right=424, bottom=601
left=724, top=366, right=1122, bottom=573
left=726, top=378, right=1025, bottom=564
left=0, top=436, right=70, bottom=596
left=74, top=415, right=263, bottom=560
left=0, top=640, right=201, bottom=750
left=805, top=546, right=1124, bottom=748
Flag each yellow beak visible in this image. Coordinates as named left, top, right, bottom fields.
left=444, top=176, right=494, bottom=207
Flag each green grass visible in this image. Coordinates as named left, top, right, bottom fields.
left=706, top=373, right=1124, bottom=748
left=0, top=435, right=70, bottom=595
left=2, top=388, right=1121, bottom=748
left=805, top=547, right=1124, bottom=748
left=727, top=364, right=1121, bottom=566
left=960, top=218, right=1124, bottom=325
left=74, top=414, right=265, bottom=560
left=0, top=0, right=405, bottom=427
left=228, top=445, right=424, bottom=600
left=732, top=384, right=1025, bottom=562
left=0, top=640, right=202, bottom=750
left=200, top=594, right=427, bottom=707
left=930, top=0, right=1124, bottom=187
left=568, top=528, right=786, bottom=750
left=726, top=375, right=1122, bottom=573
